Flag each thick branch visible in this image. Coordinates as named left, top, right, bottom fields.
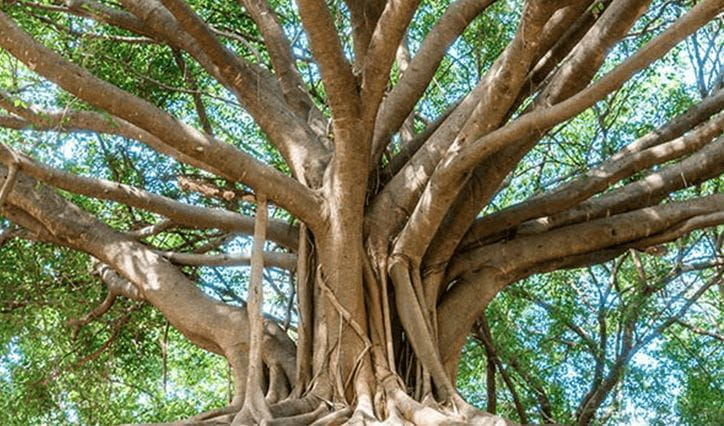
left=150, top=0, right=328, bottom=180
left=519, top=134, right=724, bottom=236
left=239, top=0, right=324, bottom=132
left=463, top=107, right=724, bottom=247
left=0, top=12, right=323, bottom=225
left=367, top=0, right=566, bottom=259
left=0, top=145, right=298, bottom=250
left=296, top=0, right=359, bottom=120
left=360, top=0, right=421, bottom=125
left=343, top=0, right=385, bottom=67
left=372, top=0, right=497, bottom=154
left=451, top=194, right=724, bottom=280
left=421, top=0, right=645, bottom=286
left=160, top=250, right=297, bottom=271
left=438, top=194, right=724, bottom=364
left=1, top=165, right=296, bottom=390
left=396, top=0, right=720, bottom=265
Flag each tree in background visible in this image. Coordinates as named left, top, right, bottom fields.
left=460, top=239, right=722, bottom=425
left=0, top=0, right=721, bottom=424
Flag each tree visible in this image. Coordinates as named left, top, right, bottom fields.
left=459, top=243, right=723, bottom=424
left=0, top=0, right=722, bottom=424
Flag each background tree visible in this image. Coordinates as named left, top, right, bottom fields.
left=0, top=0, right=722, bottom=424
left=460, top=239, right=723, bottom=425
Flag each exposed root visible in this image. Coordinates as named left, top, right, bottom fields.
left=266, top=402, right=328, bottom=425
left=230, top=406, right=254, bottom=426
left=238, top=193, right=272, bottom=424
left=266, top=364, right=290, bottom=403
left=310, top=407, right=352, bottom=426
left=395, top=397, right=464, bottom=425
left=165, top=389, right=517, bottom=426
left=388, top=258, right=458, bottom=401
left=345, top=393, right=377, bottom=425
left=269, top=393, right=322, bottom=418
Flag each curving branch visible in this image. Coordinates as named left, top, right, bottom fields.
left=438, top=193, right=724, bottom=365
left=372, top=0, right=497, bottom=156
left=451, top=194, right=724, bottom=280
left=0, top=91, right=202, bottom=168
left=0, top=12, right=323, bottom=225
left=359, top=0, right=421, bottom=124
left=296, top=0, right=359, bottom=121
left=160, top=250, right=297, bottom=271
left=0, top=144, right=299, bottom=250
left=519, top=134, right=724, bottom=236
left=43, top=0, right=159, bottom=39
left=393, top=0, right=721, bottom=268
left=462, top=106, right=724, bottom=248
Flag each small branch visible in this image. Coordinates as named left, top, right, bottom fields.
left=26, top=11, right=157, bottom=44
left=473, top=317, right=528, bottom=424
left=126, top=219, right=175, bottom=239
left=24, top=0, right=159, bottom=39
left=177, top=175, right=254, bottom=203
left=675, top=320, right=724, bottom=342
left=67, top=292, right=118, bottom=340
left=91, top=260, right=144, bottom=302
left=74, top=313, right=130, bottom=368
left=171, top=50, right=214, bottom=136
left=159, top=250, right=297, bottom=270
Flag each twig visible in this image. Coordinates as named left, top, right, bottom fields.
left=74, top=314, right=130, bottom=368
left=68, top=292, right=118, bottom=340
